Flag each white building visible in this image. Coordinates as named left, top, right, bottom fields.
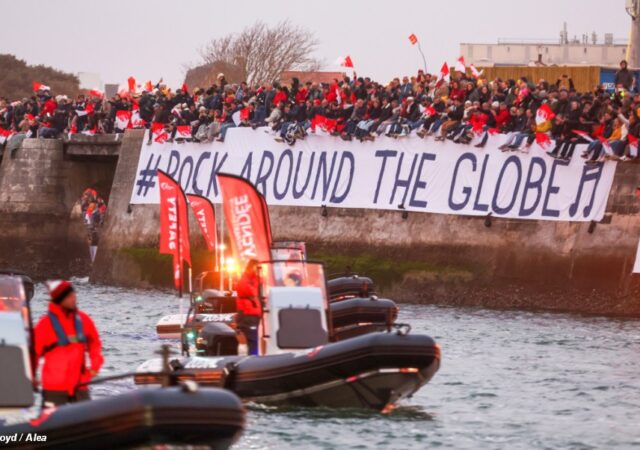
left=461, top=31, right=627, bottom=67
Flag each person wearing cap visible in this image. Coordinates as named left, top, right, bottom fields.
left=233, top=259, right=262, bottom=355
left=34, top=280, right=103, bottom=407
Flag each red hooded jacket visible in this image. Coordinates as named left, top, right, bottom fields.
left=234, top=270, right=261, bottom=317
left=34, top=303, right=103, bottom=395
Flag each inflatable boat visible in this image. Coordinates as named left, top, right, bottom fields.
left=0, top=385, right=244, bottom=450
left=137, top=261, right=440, bottom=411
left=0, top=274, right=245, bottom=449
left=157, top=274, right=397, bottom=342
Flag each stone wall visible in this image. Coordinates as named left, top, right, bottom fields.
left=1, top=131, right=638, bottom=314
left=0, top=137, right=118, bottom=278
left=90, top=131, right=640, bottom=316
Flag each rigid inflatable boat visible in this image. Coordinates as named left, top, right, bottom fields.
left=0, top=385, right=244, bottom=450
left=0, top=274, right=245, bottom=450
left=137, top=261, right=440, bottom=411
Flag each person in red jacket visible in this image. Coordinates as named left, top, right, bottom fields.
left=234, top=259, right=261, bottom=355
left=34, top=280, right=103, bottom=407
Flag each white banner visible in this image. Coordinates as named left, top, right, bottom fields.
left=130, top=128, right=617, bottom=222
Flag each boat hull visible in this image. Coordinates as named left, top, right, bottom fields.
left=136, top=332, right=440, bottom=411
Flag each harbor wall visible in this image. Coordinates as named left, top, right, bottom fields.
left=1, top=131, right=639, bottom=315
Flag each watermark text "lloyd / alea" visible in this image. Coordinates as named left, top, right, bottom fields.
left=1, top=433, right=47, bottom=444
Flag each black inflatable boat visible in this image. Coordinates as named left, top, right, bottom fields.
left=0, top=385, right=244, bottom=450
left=137, top=331, right=440, bottom=411
left=0, top=274, right=245, bottom=450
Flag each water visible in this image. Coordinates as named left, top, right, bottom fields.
left=26, top=279, right=640, bottom=449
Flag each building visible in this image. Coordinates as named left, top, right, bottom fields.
left=461, top=25, right=627, bottom=67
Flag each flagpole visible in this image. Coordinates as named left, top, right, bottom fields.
left=417, top=42, right=427, bottom=73
left=177, top=191, right=183, bottom=299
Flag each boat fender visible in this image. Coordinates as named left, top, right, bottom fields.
left=221, top=361, right=238, bottom=390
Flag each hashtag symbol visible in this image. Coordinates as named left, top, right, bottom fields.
left=136, top=153, right=162, bottom=197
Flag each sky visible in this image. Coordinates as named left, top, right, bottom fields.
left=0, top=0, right=631, bottom=88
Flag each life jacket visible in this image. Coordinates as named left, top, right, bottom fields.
left=43, top=311, right=87, bottom=354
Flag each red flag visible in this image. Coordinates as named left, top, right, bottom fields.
left=408, top=34, right=418, bottom=45
left=336, top=55, right=354, bottom=68
left=572, top=129, right=594, bottom=143
left=145, top=80, right=153, bottom=92
left=628, top=134, right=638, bottom=158
left=436, top=62, right=450, bottom=86
left=88, top=89, right=103, bottom=98
left=151, top=122, right=169, bottom=143
left=32, top=81, right=50, bottom=92
left=454, top=56, right=466, bottom=73
left=158, top=170, right=191, bottom=292
left=0, top=127, right=13, bottom=144
left=187, top=194, right=218, bottom=252
left=216, top=173, right=272, bottom=268
left=181, top=83, right=188, bottom=93
left=176, top=125, right=191, bottom=139
left=310, top=115, right=338, bottom=133
left=536, top=132, right=551, bottom=148
left=536, top=104, right=555, bottom=125
left=115, top=110, right=132, bottom=130
left=469, top=64, right=483, bottom=78
left=127, top=76, right=136, bottom=93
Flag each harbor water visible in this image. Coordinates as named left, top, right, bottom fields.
left=27, top=279, right=640, bottom=450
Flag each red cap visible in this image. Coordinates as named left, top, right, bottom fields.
left=46, top=280, right=74, bottom=304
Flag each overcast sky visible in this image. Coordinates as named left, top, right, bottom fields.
left=0, top=0, right=631, bottom=88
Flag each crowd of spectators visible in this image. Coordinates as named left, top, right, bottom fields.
left=1, top=60, right=639, bottom=164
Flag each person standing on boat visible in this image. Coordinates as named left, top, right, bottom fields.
left=34, top=280, right=104, bottom=407
left=234, top=259, right=262, bottom=355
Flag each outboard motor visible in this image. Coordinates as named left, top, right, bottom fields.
left=196, top=323, right=239, bottom=356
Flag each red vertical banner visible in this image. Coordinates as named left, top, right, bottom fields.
left=186, top=194, right=218, bottom=251
left=157, top=170, right=191, bottom=293
left=216, top=173, right=272, bottom=269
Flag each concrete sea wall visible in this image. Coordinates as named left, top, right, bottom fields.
left=2, top=131, right=640, bottom=315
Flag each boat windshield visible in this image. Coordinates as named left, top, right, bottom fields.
left=0, top=276, right=26, bottom=313
left=271, top=241, right=306, bottom=260
left=258, top=261, right=327, bottom=301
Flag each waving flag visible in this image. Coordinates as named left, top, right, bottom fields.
left=144, top=80, right=153, bottom=92
left=536, top=104, right=555, bottom=125
left=0, top=128, right=13, bottom=144
left=32, top=81, right=50, bottom=92
left=597, top=136, right=614, bottom=156
left=130, top=109, right=145, bottom=128
left=176, top=125, right=191, bottom=139
left=181, top=83, right=188, bottom=93
left=115, top=110, right=132, bottom=130
left=628, top=134, right=638, bottom=157
left=127, top=76, right=136, bottom=93
left=187, top=194, right=218, bottom=252
left=408, top=34, right=418, bottom=45
left=310, top=115, right=338, bottom=133
left=454, top=56, right=466, bottom=73
left=469, top=64, right=483, bottom=78
left=151, top=123, right=169, bottom=143
left=436, top=62, right=450, bottom=86
left=88, top=89, right=103, bottom=98
left=158, top=170, right=191, bottom=293
left=217, top=173, right=273, bottom=268
left=536, top=132, right=552, bottom=148
left=572, top=129, right=594, bottom=143
left=336, top=55, right=354, bottom=68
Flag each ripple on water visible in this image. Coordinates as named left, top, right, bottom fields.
left=19, top=284, right=640, bottom=450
